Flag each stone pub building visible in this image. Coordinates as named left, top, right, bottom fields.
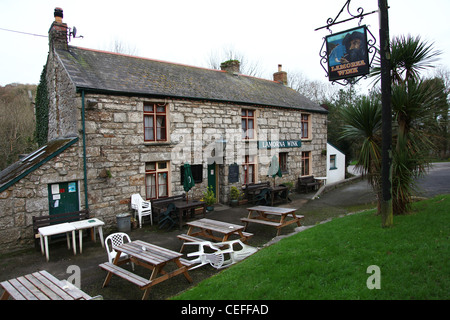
left=0, top=8, right=327, bottom=253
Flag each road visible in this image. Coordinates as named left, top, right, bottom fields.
left=415, top=162, right=450, bottom=197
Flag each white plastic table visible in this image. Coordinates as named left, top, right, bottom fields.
left=70, top=218, right=105, bottom=254
left=38, top=223, right=76, bottom=262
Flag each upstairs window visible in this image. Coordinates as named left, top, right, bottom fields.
left=242, top=109, right=255, bottom=139
left=144, top=103, right=167, bottom=142
left=301, top=114, right=310, bottom=139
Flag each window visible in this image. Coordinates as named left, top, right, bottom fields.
left=330, top=155, right=337, bottom=170
left=279, top=152, right=288, bottom=173
left=301, top=151, right=311, bottom=176
left=144, top=102, right=167, bottom=142
left=301, top=114, right=310, bottom=139
left=243, top=155, right=256, bottom=184
left=145, top=161, right=169, bottom=199
left=180, top=164, right=203, bottom=184
left=242, top=109, right=255, bottom=139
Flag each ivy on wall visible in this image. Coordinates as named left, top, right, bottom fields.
left=35, top=64, right=49, bottom=146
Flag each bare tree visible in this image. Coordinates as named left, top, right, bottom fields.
left=0, top=85, right=37, bottom=170
left=205, top=45, right=264, bottom=78
left=288, top=70, right=339, bottom=103
left=107, top=38, right=139, bottom=56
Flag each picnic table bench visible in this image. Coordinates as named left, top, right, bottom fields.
left=0, top=270, right=93, bottom=300
left=241, top=206, right=304, bottom=236
left=178, top=218, right=253, bottom=252
left=298, top=176, right=321, bottom=193
left=243, top=181, right=271, bottom=203
left=152, top=194, right=206, bottom=229
left=99, top=240, right=193, bottom=300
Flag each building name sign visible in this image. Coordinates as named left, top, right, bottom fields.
left=257, top=140, right=302, bottom=149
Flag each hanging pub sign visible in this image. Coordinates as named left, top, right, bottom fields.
left=325, top=25, right=370, bottom=81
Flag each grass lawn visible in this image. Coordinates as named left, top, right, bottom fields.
left=173, top=194, right=449, bottom=300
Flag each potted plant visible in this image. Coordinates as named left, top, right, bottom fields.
left=230, top=186, right=243, bottom=207
left=202, top=186, right=216, bottom=211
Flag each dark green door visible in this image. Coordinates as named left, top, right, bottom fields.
left=48, top=181, right=79, bottom=216
left=207, top=162, right=217, bottom=202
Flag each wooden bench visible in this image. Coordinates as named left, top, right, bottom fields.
left=243, top=182, right=270, bottom=202
left=32, top=210, right=90, bottom=249
left=298, top=176, right=321, bottom=193
left=99, top=262, right=152, bottom=289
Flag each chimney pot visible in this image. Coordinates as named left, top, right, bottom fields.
left=54, top=7, right=63, bottom=23
left=49, top=7, right=68, bottom=50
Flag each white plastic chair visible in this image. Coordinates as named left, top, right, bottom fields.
left=104, top=232, right=134, bottom=270
left=131, top=194, right=153, bottom=228
left=185, top=240, right=257, bottom=269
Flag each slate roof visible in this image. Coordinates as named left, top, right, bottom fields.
left=56, top=46, right=327, bottom=113
left=0, top=137, right=78, bottom=193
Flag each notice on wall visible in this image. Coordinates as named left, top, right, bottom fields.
left=68, top=182, right=76, bottom=192
left=228, top=164, right=239, bottom=183
left=51, top=184, right=59, bottom=195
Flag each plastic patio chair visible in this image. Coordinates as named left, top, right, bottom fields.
left=131, top=194, right=153, bottom=228
left=158, top=203, right=178, bottom=230
left=255, top=188, right=271, bottom=205
left=104, top=232, right=134, bottom=270
left=185, top=240, right=257, bottom=269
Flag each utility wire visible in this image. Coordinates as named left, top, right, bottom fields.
left=0, top=27, right=47, bottom=38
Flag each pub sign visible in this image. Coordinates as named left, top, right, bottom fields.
left=325, top=25, right=370, bottom=81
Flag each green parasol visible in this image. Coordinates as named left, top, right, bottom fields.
left=267, top=155, right=282, bottom=186
left=183, top=163, right=195, bottom=202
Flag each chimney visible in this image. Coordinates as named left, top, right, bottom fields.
left=49, top=7, right=68, bottom=50
left=273, top=64, right=288, bottom=85
left=220, top=60, right=240, bottom=74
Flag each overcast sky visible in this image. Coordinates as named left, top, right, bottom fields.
left=1, top=0, right=449, bottom=91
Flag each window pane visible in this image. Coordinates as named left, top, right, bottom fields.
left=144, top=115, right=154, bottom=140
left=156, top=116, right=166, bottom=140
left=144, top=104, right=154, bottom=112
left=145, top=162, right=156, bottom=171
left=156, top=105, right=165, bottom=113
left=146, top=174, right=156, bottom=199
left=158, top=172, right=167, bottom=197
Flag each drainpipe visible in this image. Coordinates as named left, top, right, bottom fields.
left=81, top=90, right=89, bottom=210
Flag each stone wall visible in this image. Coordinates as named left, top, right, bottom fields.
left=0, top=142, right=83, bottom=253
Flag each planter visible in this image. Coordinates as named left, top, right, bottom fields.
left=230, top=199, right=238, bottom=207
left=206, top=205, right=214, bottom=212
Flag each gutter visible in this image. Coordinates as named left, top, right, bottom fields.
left=81, top=90, right=89, bottom=210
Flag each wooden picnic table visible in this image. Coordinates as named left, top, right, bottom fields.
left=99, top=240, right=193, bottom=300
left=172, top=199, right=206, bottom=229
left=269, top=185, right=291, bottom=205
left=178, top=218, right=253, bottom=252
left=241, top=206, right=304, bottom=236
left=0, top=270, right=92, bottom=300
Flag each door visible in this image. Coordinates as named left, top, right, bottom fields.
left=207, top=162, right=218, bottom=203
left=48, top=181, right=80, bottom=216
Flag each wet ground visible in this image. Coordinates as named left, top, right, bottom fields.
left=1, top=163, right=447, bottom=300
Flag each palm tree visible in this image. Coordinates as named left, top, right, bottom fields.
left=340, top=96, right=383, bottom=213
left=372, top=35, right=442, bottom=214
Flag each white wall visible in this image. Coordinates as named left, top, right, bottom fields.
left=326, top=142, right=346, bottom=184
